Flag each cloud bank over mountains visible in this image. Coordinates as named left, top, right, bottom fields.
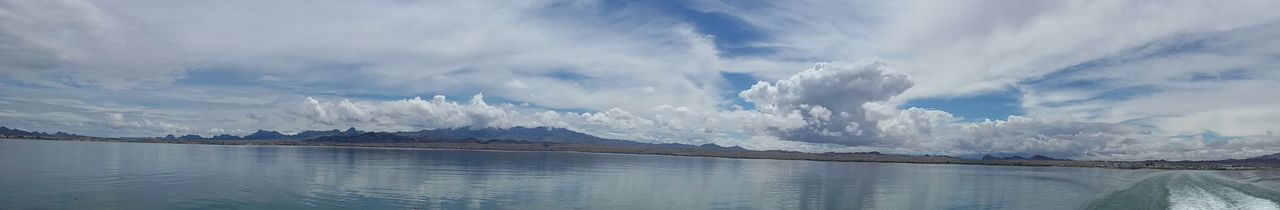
left=293, top=61, right=1280, bottom=160
left=3, top=0, right=1280, bottom=160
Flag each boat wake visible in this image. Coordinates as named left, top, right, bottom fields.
left=1166, top=173, right=1278, bottom=210
left=1091, top=172, right=1280, bottom=210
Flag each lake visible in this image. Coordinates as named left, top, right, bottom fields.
left=2, top=139, right=1278, bottom=209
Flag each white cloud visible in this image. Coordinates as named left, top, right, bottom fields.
left=78, top=0, right=730, bottom=113
left=101, top=112, right=191, bottom=135
left=739, top=61, right=912, bottom=146
left=877, top=1, right=1280, bottom=100
left=1014, top=22, right=1280, bottom=136
left=692, top=1, right=1280, bottom=100
left=868, top=102, right=1280, bottom=161
left=295, top=94, right=542, bottom=132
left=688, top=0, right=1280, bottom=155
left=104, top=113, right=126, bottom=127
left=0, top=0, right=185, bottom=90
left=270, top=62, right=1170, bottom=160
left=2, top=0, right=736, bottom=114
left=291, top=93, right=800, bottom=145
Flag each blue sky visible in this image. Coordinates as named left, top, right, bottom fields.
left=3, top=0, right=1280, bottom=160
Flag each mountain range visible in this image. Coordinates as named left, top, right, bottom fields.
left=981, top=154, right=1070, bottom=161
left=0, top=126, right=91, bottom=139
left=1248, top=153, right=1280, bottom=160
left=162, top=127, right=365, bottom=141
left=148, top=126, right=755, bottom=151
left=151, top=126, right=633, bottom=143
left=4, top=125, right=1280, bottom=163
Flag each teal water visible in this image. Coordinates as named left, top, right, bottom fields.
left=1, top=139, right=1277, bottom=209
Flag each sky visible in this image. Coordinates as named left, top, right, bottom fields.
left=2, top=0, right=1280, bottom=160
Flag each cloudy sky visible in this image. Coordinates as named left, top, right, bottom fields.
left=3, top=0, right=1280, bottom=160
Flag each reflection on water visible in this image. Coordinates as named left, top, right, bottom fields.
left=1, top=140, right=1275, bottom=209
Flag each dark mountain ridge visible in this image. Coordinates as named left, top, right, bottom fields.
left=304, top=126, right=642, bottom=146
left=1249, top=153, right=1280, bottom=160
left=0, top=126, right=91, bottom=139
left=155, top=126, right=636, bottom=145
left=242, top=130, right=287, bottom=140
left=982, top=154, right=1069, bottom=161
left=9, top=124, right=1280, bottom=170
left=292, top=127, right=362, bottom=139
left=158, top=127, right=364, bottom=141
left=386, top=126, right=638, bottom=145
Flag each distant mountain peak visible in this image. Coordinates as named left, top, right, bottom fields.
left=697, top=143, right=749, bottom=151
left=1250, top=153, right=1280, bottom=160
left=210, top=134, right=241, bottom=140
left=243, top=130, right=286, bottom=140
left=0, top=126, right=90, bottom=139
left=1029, top=155, right=1063, bottom=160
left=178, top=134, right=205, bottom=140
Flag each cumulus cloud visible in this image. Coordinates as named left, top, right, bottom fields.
left=726, top=61, right=1148, bottom=158
left=275, top=62, right=1042, bottom=155
left=873, top=110, right=1280, bottom=161
left=102, top=112, right=191, bottom=135
left=291, top=93, right=803, bottom=145
left=551, top=105, right=804, bottom=144
left=738, top=61, right=913, bottom=146
left=874, top=110, right=1142, bottom=158
left=295, top=93, right=548, bottom=132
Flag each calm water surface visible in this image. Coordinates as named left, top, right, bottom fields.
left=2, top=139, right=1278, bottom=209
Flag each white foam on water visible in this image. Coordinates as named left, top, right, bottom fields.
left=1167, top=175, right=1279, bottom=210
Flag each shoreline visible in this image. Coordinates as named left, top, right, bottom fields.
left=6, top=138, right=1277, bottom=170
